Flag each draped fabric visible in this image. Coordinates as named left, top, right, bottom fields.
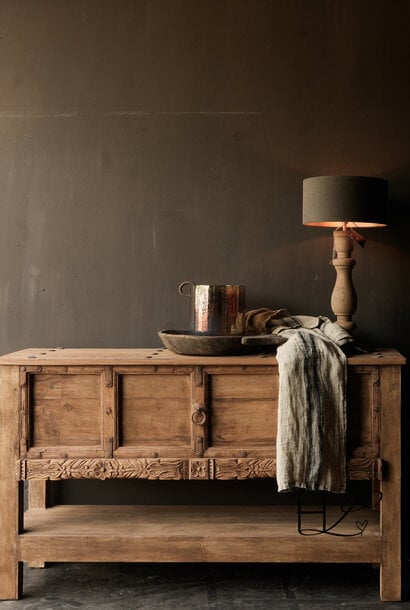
left=245, top=310, right=353, bottom=493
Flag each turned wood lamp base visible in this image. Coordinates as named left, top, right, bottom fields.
left=331, top=228, right=358, bottom=331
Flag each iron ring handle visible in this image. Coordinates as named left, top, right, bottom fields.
left=178, top=281, right=195, bottom=297
left=192, top=406, right=206, bottom=426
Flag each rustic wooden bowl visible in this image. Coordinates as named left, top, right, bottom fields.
left=158, top=330, right=286, bottom=356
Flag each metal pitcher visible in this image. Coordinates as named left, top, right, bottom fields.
left=178, top=282, right=246, bottom=336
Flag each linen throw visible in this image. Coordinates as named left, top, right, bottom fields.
left=245, top=310, right=352, bottom=493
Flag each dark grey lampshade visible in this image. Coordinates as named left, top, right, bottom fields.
left=303, top=175, right=388, bottom=227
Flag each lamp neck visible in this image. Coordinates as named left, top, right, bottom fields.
left=332, top=228, right=354, bottom=258
left=335, top=223, right=366, bottom=248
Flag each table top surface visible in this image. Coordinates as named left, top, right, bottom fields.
left=0, top=347, right=405, bottom=366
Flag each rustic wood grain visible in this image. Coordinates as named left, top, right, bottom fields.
left=20, top=504, right=381, bottom=564
left=0, top=347, right=404, bottom=366
left=379, top=364, right=402, bottom=601
left=27, top=480, right=49, bottom=569
left=0, top=348, right=406, bottom=601
left=0, top=366, right=23, bottom=599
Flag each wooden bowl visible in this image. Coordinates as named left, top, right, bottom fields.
left=158, top=330, right=286, bottom=356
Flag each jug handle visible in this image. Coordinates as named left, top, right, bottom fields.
left=178, top=281, right=195, bottom=297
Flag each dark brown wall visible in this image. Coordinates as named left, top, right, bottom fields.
left=1, top=0, right=409, bottom=352
left=1, top=0, right=410, bottom=584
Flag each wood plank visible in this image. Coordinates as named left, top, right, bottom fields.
left=30, top=373, right=102, bottom=449
left=26, top=445, right=108, bottom=459
left=103, top=367, right=115, bottom=457
left=379, top=365, right=402, bottom=601
left=120, top=399, right=191, bottom=445
left=113, top=447, right=195, bottom=458
left=19, top=368, right=29, bottom=459
left=19, top=504, right=381, bottom=564
left=27, top=481, right=49, bottom=569
left=32, top=373, right=100, bottom=400
left=0, top=366, right=23, bottom=599
left=347, top=367, right=380, bottom=458
left=18, top=534, right=382, bottom=564
left=31, top=398, right=101, bottom=445
left=119, top=372, right=192, bottom=448
left=28, top=480, right=49, bottom=509
left=210, top=400, right=277, bottom=446
left=0, top=348, right=279, bottom=366
left=0, top=348, right=405, bottom=367
left=211, top=373, right=277, bottom=399
left=190, top=368, right=207, bottom=457
left=21, top=505, right=381, bottom=537
left=346, top=349, right=406, bottom=366
left=121, top=373, right=191, bottom=398
left=208, top=369, right=278, bottom=449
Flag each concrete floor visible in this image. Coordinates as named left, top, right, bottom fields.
left=1, top=563, right=409, bottom=610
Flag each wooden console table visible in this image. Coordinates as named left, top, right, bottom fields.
left=0, top=347, right=405, bottom=601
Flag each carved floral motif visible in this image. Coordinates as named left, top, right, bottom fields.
left=214, top=458, right=276, bottom=480
left=189, top=458, right=213, bottom=480
left=17, top=456, right=380, bottom=482
left=19, top=459, right=188, bottom=481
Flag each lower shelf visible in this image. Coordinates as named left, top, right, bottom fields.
left=19, top=505, right=381, bottom=564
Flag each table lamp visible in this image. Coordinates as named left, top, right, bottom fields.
left=302, top=175, right=388, bottom=331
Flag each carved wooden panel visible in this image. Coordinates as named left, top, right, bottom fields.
left=19, top=458, right=188, bottom=480
left=214, top=458, right=276, bottom=480
left=189, top=458, right=213, bottom=480
left=17, top=456, right=382, bottom=482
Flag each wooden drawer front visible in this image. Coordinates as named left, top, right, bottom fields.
left=206, top=373, right=278, bottom=456
left=25, top=372, right=104, bottom=457
left=347, top=366, right=380, bottom=459
left=116, top=373, right=193, bottom=456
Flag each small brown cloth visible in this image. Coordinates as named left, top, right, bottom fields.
left=245, top=307, right=291, bottom=334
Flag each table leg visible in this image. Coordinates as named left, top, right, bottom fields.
left=0, top=366, right=23, bottom=599
left=27, top=480, right=49, bottom=568
left=379, top=365, right=401, bottom=601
